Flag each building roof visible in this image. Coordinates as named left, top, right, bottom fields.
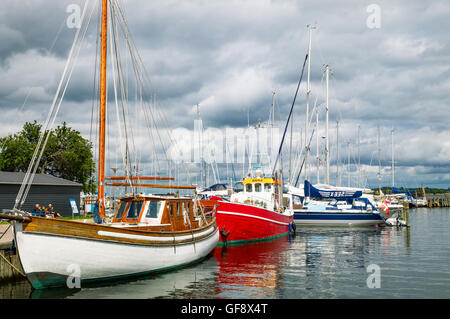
left=0, top=171, right=82, bottom=187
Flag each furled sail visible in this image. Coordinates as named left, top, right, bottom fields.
left=392, top=187, right=416, bottom=196
left=304, top=180, right=362, bottom=199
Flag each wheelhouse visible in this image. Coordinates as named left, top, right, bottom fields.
left=112, top=196, right=213, bottom=231
left=242, top=178, right=280, bottom=194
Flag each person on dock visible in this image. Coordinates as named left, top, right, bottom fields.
left=32, top=204, right=45, bottom=217
left=46, top=204, right=61, bottom=218
left=41, top=205, right=51, bottom=218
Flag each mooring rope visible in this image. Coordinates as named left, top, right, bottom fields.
left=0, top=250, right=27, bottom=278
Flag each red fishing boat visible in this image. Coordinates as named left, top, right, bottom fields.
left=210, top=170, right=294, bottom=246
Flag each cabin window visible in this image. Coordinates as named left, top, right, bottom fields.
left=293, top=195, right=302, bottom=205
left=145, top=201, right=161, bottom=219
left=127, top=201, right=143, bottom=219
left=184, top=202, right=190, bottom=216
left=213, top=184, right=226, bottom=190
left=255, top=183, right=262, bottom=192
left=233, top=182, right=244, bottom=192
left=246, top=184, right=252, bottom=192
left=169, top=204, right=174, bottom=217
left=264, top=183, right=271, bottom=192
left=177, top=202, right=181, bottom=216
left=115, top=202, right=127, bottom=220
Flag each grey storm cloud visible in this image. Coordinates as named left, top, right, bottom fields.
left=0, top=0, right=449, bottom=188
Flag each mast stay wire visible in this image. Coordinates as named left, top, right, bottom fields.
left=17, top=16, right=68, bottom=116
left=108, top=3, right=134, bottom=191
left=271, top=53, right=308, bottom=177
left=15, top=0, right=95, bottom=209
left=112, top=0, right=193, bottom=185
left=110, top=3, right=137, bottom=181
left=289, top=71, right=325, bottom=184
left=111, top=1, right=170, bottom=183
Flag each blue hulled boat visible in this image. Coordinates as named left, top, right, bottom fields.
left=292, top=181, right=384, bottom=226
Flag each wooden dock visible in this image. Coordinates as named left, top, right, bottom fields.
left=0, top=250, right=25, bottom=282
left=0, top=224, right=26, bottom=282
left=0, top=279, right=32, bottom=299
left=427, top=197, right=450, bottom=208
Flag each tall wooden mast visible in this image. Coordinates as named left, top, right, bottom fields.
left=98, top=0, right=108, bottom=218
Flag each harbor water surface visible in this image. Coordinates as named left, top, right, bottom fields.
left=1, top=207, right=449, bottom=299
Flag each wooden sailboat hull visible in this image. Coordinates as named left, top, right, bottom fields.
left=13, top=218, right=219, bottom=289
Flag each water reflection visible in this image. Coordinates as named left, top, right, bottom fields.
left=282, top=226, right=389, bottom=298
left=212, top=236, right=291, bottom=298
left=1, top=209, right=448, bottom=298
left=0, top=228, right=406, bottom=299
left=29, top=257, right=220, bottom=299
left=0, top=279, right=32, bottom=299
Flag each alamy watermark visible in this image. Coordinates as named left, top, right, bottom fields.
left=66, top=263, right=81, bottom=288
left=66, top=4, right=81, bottom=29
left=167, top=120, right=283, bottom=166
left=366, top=4, right=381, bottom=29
left=366, top=264, right=381, bottom=288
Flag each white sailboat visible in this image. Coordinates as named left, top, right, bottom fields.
left=286, top=30, right=384, bottom=227
left=0, top=0, right=218, bottom=289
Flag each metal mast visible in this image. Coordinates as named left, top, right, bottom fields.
left=304, top=24, right=314, bottom=182
left=358, top=124, right=361, bottom=188
left=288, top=90, right=293, bottom=183
left=271, top=91, right=275, bottom=173
left=377, top=123, right=381, bottom=192
left=347, top=140, right=350, bottom=187
left=316, top=104, right=320, bottom=184
left=324, top=65, right=330, bottom=185
left=391, top=128, right=395, bottom=188
left=272, top=91, right=275, bottom=127
left=336, top=120, right=339, bottom=186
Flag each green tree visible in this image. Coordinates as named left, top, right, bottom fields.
left=0, top=121, right=96, bottom=193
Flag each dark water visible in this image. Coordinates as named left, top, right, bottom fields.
left=1, top=208, right=449, bottom=299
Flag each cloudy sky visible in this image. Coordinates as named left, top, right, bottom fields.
left=0, top=0, right=449, bottom=189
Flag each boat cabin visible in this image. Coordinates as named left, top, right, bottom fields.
left=231, top=177, right=293, bottom=211
left=243, top=178, right=279, bottom=194
left=111, top=196, right=215, bottom=231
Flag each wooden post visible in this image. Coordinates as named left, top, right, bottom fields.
left=405, top=207, right=410, bottom=227
left=0, top=250, right=26, bottom=282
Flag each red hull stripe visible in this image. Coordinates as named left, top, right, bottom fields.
left=216, top=201, right=292, bottom=223
left=217, top=211, right=291, bottom=225
left=215, top=201, right=293, bottom=244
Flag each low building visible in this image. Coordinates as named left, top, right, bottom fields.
left=0, top=171, right=82, bottom=217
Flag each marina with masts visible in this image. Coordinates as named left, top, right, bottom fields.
left=0, top=0, right=449, bottom=301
